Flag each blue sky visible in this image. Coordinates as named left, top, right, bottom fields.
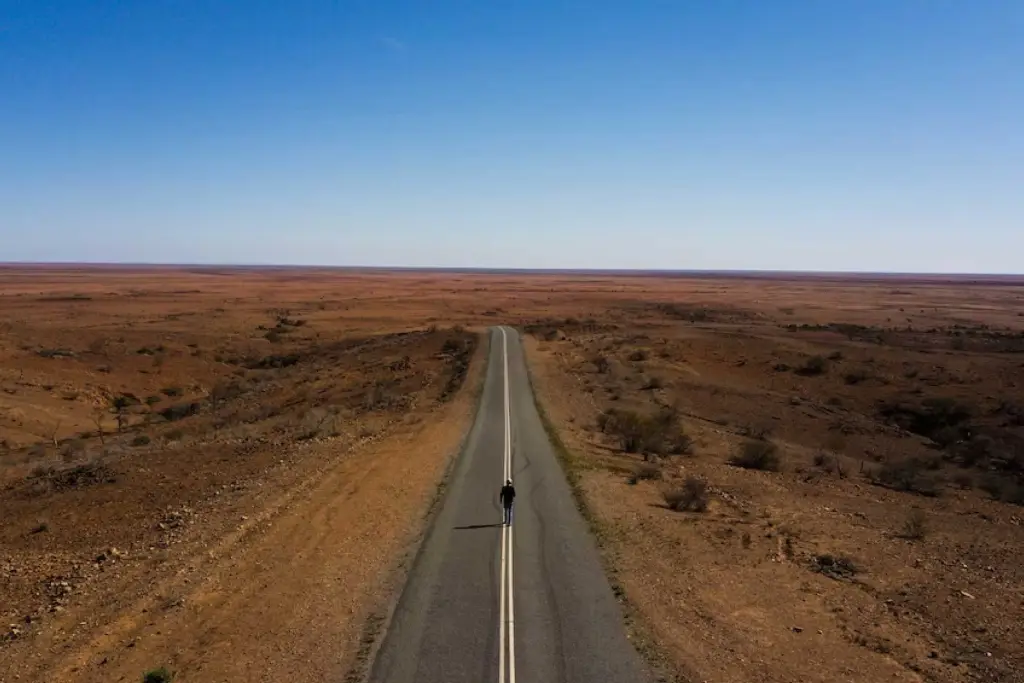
left=1, top=1, right=1021, bottom=272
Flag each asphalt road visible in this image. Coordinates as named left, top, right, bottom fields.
left=368, top=327, right=650, bottom=683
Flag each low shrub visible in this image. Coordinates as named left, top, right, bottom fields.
left=664, top=477, right=710, bottom=512
left=812, top=554, right=859, bottom=580
left=630, top=464, right=662, bottom=484
left=641, top=376, right=663, bottom=391
left=143, top=668, right=174, bottom=683
left=598, top=407, right=692, bottom=456
left=160, top=402, right=200, bottom=422
left=869, top=458, right=939, bottom=497
left=844, top=370, right=870, bottom=385
left=730, top=440, right=780, bottom=471
left=131, top=435, right=151, bottom=447
left=979, top=474, right=1024, bottom=505
left=900, top=509, right=928, bottom=540
left=796, top=355, right=828, bottom=376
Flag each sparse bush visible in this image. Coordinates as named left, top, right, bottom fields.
left=610, top=410, right=649, bottom=453
left=596, top=409, right=618, bottom=433
left=844, top=370, right=870, bottom=385
left=441, top=338, right=463, bottom=355
left=593, top=356, right=610, bottom=373
left=143, top=667, right=174, bottom=683
left=812, top=451, right=845, bottom=477
left=264, top=329, right=282, bottom=343
left=248, top=353, right=300, bottom=369
left=628, top=349, right=649, bottom=362
left=730, top=440, right=780, bottom=471
left=641, top=376, right=663, bottom=391
left=951, top=471, right=974, bottom=490
left=878, top=398, right=972, bottom=445
left=828, top=351, right=844, bottom=361
left=209, top=381, right=245, bottom=408
left=131, top=435, right=151, bottom=447
left=900, top=509, right=928, bottom=540
left=164, top=429, right=184, bottom=442
left=668, top=431, right=694, bottom=456
left=740, top=424, right=772, bottom=440
left=979, top=474, right=1024, bottom=505
left=630, top=464, right=662, bottom=484
left=796, top=355, right=828, bottom=376
left=60, top=439, right=86, bottom=461
left=1006, top=483, right=1024, bottom=506
left=145, top=395, right=163, bottom=406
left=161, top=387, right=184, bottom=398
left=30, top=520, right=49, bottom=534
left=979, top=474, right=1005, bottom=500
left=38, top=348, right=76, bottom=359
left=930, top=426, right=962, bottom=448
left=663, top=477, right=710, bottom=512
left=869, top=458, right=939, bottom=497
left=952, top=435, right=995, bottom=468
left=160, top=402, right=200, bottom=422
left=812, top=554, right=859, bottom=580
left=599, top=407, right=691, bottom=456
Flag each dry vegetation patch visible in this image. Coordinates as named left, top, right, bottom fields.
left=0, top=266, right=488, bottom=682
left=521, top=276, right=1024, bottom=683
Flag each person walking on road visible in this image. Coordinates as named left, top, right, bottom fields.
left=500, top=479, right=516, bottom=526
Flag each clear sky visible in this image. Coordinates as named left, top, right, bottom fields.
left=1, top=2, right=1021, bottom=272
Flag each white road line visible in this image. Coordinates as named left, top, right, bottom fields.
left=504, top=327, right=517, bottom=683
left=498, top=327, right=516, bottom=683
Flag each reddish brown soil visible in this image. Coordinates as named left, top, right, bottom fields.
left=522, top=278, right=1024, bottom=683
left=3, top=267, right=1023, bottom=683
left=0, top=267, right=486, bottom=682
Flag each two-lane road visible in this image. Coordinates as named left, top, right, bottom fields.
left=368, top=327, right=649, bottom=683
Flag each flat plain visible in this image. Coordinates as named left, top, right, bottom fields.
left=2, top=266, right=1022, bottom=683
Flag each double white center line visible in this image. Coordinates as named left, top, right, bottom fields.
left=498, top=327, right=517, bottom=683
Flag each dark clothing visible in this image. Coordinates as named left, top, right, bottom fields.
left=499, top=484, right=516, bottom=509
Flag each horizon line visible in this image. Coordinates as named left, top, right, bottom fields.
left=1, top=261, right=1023, bottom=282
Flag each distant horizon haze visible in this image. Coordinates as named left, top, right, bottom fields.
left=1, top=2, right=1021, bottom=273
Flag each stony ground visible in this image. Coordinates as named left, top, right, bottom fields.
left=3, top=267, right=1022, bottom=683
left=0, top=267, right=486, bottom=682
left=520, top=280, right=1024, bottom=683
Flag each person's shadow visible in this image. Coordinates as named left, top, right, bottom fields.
left=453, top=523, right=503, bottom=530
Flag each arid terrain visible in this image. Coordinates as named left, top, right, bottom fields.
left=2, top=266, right=1023, bottom=683
left=0, top=266, right=486, bottom=683
left=522, top=276, right=1024, bottom=683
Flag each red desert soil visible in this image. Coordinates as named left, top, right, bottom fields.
left=1, top=266, right=486, bottom=682
left=522, top=277, right=1024, bottom=683
left=3, top=266, right=1023, bottom=683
